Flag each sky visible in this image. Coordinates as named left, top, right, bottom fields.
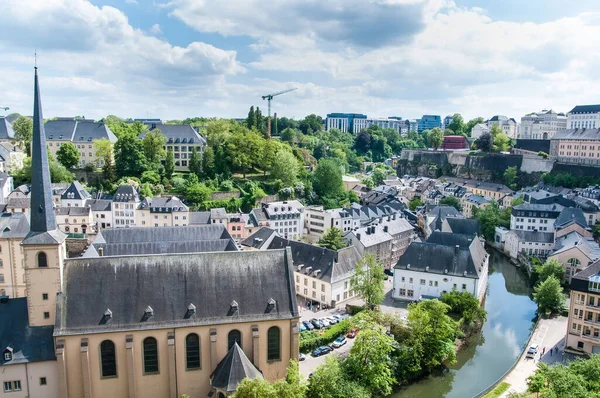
left=1, top=0, right=600, bottom=122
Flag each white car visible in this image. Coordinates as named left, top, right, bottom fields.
left=320, top=318, right=330, bottom=327
left=332, top=336, right=347, bottom=348
left=327, top=316, right=338, bottom=324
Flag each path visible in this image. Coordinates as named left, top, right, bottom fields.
left=500, top=315, right=571, bottom=397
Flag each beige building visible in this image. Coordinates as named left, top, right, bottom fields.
left=0, top=213, right=29, bottom=298
left=55, top=206, right=94, bottom=235
left=461, top=194, right=492, bottom=218
left=548, top=231, right=600, bottom=283
left=550, top=128, right=600, bottom=166
left=567, top=260, right=600, bottom=354
left=136, top=196, right=189, bottom=227
left=44, top=118, right=117, bottom=168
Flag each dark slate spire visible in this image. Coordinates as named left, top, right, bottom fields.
left=23, top=67, right=63, bottom=245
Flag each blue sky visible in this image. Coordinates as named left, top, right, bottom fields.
left=1, top=0, right=599, bottom=121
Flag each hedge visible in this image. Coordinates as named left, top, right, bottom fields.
left=299, top=319, right=352, bottom=353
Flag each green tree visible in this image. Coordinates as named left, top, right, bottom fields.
left=246, top=106, right=255, bottom=130
left=93, top=138, right=113, bottom=164
left=407, top=299, right=458, bottom=370
left=307, top=356, right=370, bottom=398
left=188, top=147, right=202, bottom=178
left=164, top=149, right=175, bottom=179
left=225, top=131, right=264, bottom=178
left=476, top=132, right=493, bottom=152
left=142, top=129, right=166, bottom=167
left=114, top=127, right=148, bottom=178
left=102, top=156, right=117, bottom=187
left=270, top=150, right=299, bottom=187
left=472, top=202, right=509, bottom=240
left=372, top=167, right=387, bottom=186
left=440, top=195, right=461, bottom=211
left=447, top=113, right=465, bottom=136
left=233, top=360, right=306, bottom=398
left=428, top=127, right=444, bottom=149
left=537, top=258, right=566, bottom=284
left=361, top=176, right=374, bottom=189
left=493, top=132, right=511, bottom=152
left=350, top=253, right=385, bottom=309
left=313, top=158, right=344, bottom=200
left=533, top=275, right=564, bottom=314
left=465, top=117, right=485, bottom=136
left=280, top=127, right=297, bottom=143
left=441, top=290, right=486, bottom=326
left=408, top=197, right=423, bottom=211
left=201, top=146, right=215, bottom=179
left=11, top=116, right=33, bottom=153
left=503, top=166, right=518, bottom=190
left=255, top=107, right=263, bottom=133
left=185, top=183, right=212, bottom=205
left=299, top=114, right=323, bottom=135
left=141, top=170, right=161, bottom=185
left=56, top=142, right=80, bottom=169
left=346, top=325, right=397, bottom=395
left=318, top=228, right=347, bottom=250
left=490, top=124, right=502, bottom=137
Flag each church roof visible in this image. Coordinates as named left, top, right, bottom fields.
left=210, top=343, right=263, bottom=392
left=0, top=117, right=15, bottom=140
left=56, top=249, right=298, bottom=334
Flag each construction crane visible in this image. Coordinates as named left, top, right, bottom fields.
left=262, top=88, right=297, bottom=137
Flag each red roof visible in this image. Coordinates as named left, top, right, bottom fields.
left=441, top=136, right=469, bottom=150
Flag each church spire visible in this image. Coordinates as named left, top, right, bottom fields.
left=25, top=66, right=59, bottom=237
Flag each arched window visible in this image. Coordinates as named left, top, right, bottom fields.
left=37, top=252, right=48, bottom=268
left=185, top=333, right=201, bottom=370
left=568, top=258, right=581, bottom=268
left=267, top=327, right=280, bottom=361
left=100, top=340, right=117, bottom=377
left=228, top=330, right=242, bottom=350
left=143, top=337, right=159, bottom=374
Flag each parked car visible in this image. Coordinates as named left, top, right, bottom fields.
left=303, top=321, right=315, bottom=330
left=300, top=323, right=307, bottom=332
left=327, top=316, right=338, bottom=325
left=384, top=269, right=394, bottom=276
left=311, top=319, right=323, bottom=329
left=346, top=328, right=358, bottom=338
left=319, top=318, right=330, bottom=327
left=299, top=353, right=306, bottom=361
left=332, top=314, right=342, bottom=322
left=312, top=345, right=333, bottom=357
left=526, top=344, right=539, bottom=359
left=332, top=336, right=347, bottom=348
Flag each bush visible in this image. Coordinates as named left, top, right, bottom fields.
left=538, top=151, right=548, bottom=159
left=83, top=163, right=96, bottom=172
left=299, top=319, right=352, bottom=353
left=346, top=305, right=365, bottom=315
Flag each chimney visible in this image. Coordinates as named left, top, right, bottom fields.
left=455, top=245, right=460, bottom=254
left=384, top=226, right=389, bottom=233
left=357, top=233, right=361, bottom=241
left=98, top=247, right=104, bottom=257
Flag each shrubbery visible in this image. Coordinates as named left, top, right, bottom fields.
left=299, top=319, right=351, bottom=353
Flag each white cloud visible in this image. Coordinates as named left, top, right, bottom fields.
left=150, top=23, right=162, bottom=35
left=125, top=0, right=138, bottom=4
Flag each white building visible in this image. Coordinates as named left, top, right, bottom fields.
left=249, top=200, right=305, bottom=239
left=510, top=203, right=564, bottom=232
left=486, top=115, right=518, bottom=139
left=504, top=230, right=555, bottom=259
left=520, top=109, right=567, bottom=140
left=567, top=105, right=600, bottom=130
left=470, top=123, right=490, bottom=140
left=86, top=199, right=112, bottom=229
left=111, top=184, right=140, bottom=228
left=59, top=181, right=91, bottom=208
left=353, top=118, right=403, bottom=134
left=393, top=232, right=489, bottom=302
left=0, top=173, right=13, bottom=205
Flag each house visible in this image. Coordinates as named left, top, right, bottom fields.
left=393, top=232, right=489, bottom=302
left=0, top=117, right=15, bottom=142
left=111, top=184, right=140, bottom=227
left=443, top=177, right=514, bottom=201
left=342, top=175, right=361, bottom=191
left=461, top=194, right=492, bottom=218
left=566, top=259, right=600, bottom=354
left=503, top=230, right=555, bottom=259
left=0, top=142, right=26, bottom=173
left=136, top=196, right=189, bottom=227
left=55, top=206, right=94, bottom=235
left=471, top=123, right=490, bottom=140
left=86, top=199, right=112, bottom=229
left=554, top=207, right=592, bottom=239
left=549, top=231, right=600, bottom=283
left=486, top=115, right=518, bottom=139
left=419, top=205, right=463, bottom=239
left=510, top=203, right=564, bottom=232
left=59, top=181, right=91, bottom=207
left=249, top=201, right=305, bottom=239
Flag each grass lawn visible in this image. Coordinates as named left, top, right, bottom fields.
left=483, top=382, right=510, bottom=398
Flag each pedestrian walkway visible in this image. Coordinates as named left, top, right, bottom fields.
left=500, top=315, right=571, bottom=397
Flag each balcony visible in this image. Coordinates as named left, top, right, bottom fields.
left=582, top=333, right=600, bottom=342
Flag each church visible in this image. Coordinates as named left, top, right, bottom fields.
left=0, top=68, right=300, bottom=398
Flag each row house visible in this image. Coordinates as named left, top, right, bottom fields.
left=249, top=201, right=305, bottom=240
left=137, top=196, right=189, bottom=227
left=461, top=194, right=492, bottom=218
left=567, top=260, right=600, bottom=355
left=112, top=185, right=140, bottom=228
left=55, top=206, right=94, bottom=235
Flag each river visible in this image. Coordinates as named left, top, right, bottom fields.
left=392, top=250, right=537, bottom=398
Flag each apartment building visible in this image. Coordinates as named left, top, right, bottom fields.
left=549, top=231, right=600, bottom=283
left=87, top=199, right=112, bottom=229
left=325, top=113, right=367, bottom=133
left=567, top=104, right=600, bottom=130
left=137, top=196, right=189, bottom=227
left=471, top=123, right=490, bottom=140
left=567, top=260, right=600, bottom=354
left=520, top=109, right=567, bottom=140
left=503, top=230, right=555, bottom=259
left=353, top=118, right=403, bottom=134
left=249, top=201, right=305, bottom=239
left=486, top=115, right=518, bottom=139
left=112, top=184, right=140, bottom=227
left=550, top=128, right=600, bottom=166
left=139, top=120, right=207, bottom=171
left=60, top=181, right=90, bottom=207
left=44, top=118, right=117, bottom=167
left=443, top=178, right=514, bottom=201
left=461, top=194, right=492, bottom=218
left=55, top=206, right=94, bottom=235
left=0, top=213, right=29, bottom=298
left=510, top=203, right=563, bottom=232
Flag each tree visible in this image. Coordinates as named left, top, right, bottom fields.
left=447, top=113, right=465, bottom=136
left=201, top=146, right=215, bottom=179
left=12, top=156, right=75, bottom=185
left=533, top=275, right=564, bottom=314
left=11, top=116, right=33, bottom=153
left=472, top=202, right=510, bottom=241
left=114, top=127, right=148, bottom=178
left=233, top=360, right=306, bottom=398
left=141, top=170, right=161, bottom=185
left=465, top=117, right=485, bottom=136
left=350, top=253, right=385, bottom=309
left=313, top=158, right=344, bottom=200
left=537, top=258, right=566, bottom=284
left=503, top=166, right=518, bottom=190
left=476, top=132, right=493, bottom=152
left=188, top=147, right=202, bottom=178
left=490, top=124, right=503, bottom=137
left=307, top=356, right=370, bottom=398
left=280, top=127, right=297, bottom=143
left=318, top=228, right=347, bottom=250
left=493, top=132, right=511, bottom=152
left=299, top=114, right=323, bottom=135
left=255, top=107, right=263, bottom=133
left=441, top=290, right=486, bottom=326
left=56, top=142, right=80, bottom=169
left=102, top=156, right=117, bottom=187
left=354, top=130, right=371, bottom=154
left=246, top=106, right=255, bottom=130
left=346, top=325, right=397, bottom=395
left=164, top=149, right=175, bottom=179
left=270, top=150, right=299, bottom=187
left=371, top=167, right=387, bottom=186
left=142, top=129, right=166, bottom=167
left=428, top=127, right=444, bottom=149
left=440, top=195, right=461, bottom=211
left=407, top=299, right=457, bottom=370
left=93, top=138, right=113, bottom=164
left=408, top=197, right=423, bottom=211
left=185, top=183, right=212, bottom=205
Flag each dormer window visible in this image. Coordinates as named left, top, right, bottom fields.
left=59, top=134, right=63, bottom=139
left=589, top=275, right=600, bottom=293
left=142, top=306, right=154, bottom=322
left=4, top=347, right=13, bottom=362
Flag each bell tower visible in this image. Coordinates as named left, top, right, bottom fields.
left=22, top=66, right=67, bottom=327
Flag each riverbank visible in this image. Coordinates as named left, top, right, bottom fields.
left=498, top=315, right=570, bottom=397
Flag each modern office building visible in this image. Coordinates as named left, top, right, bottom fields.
left=325, top=113, right=367, bottom=133
left=418, top=115, right=442, bottom=132
left=443, top=115, right=453, bottom=130
left=353, top=118, right=403, bottom=134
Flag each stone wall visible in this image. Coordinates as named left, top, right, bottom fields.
left=65, top=238, right=89, bottom=258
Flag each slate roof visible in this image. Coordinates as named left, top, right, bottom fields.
left=210, top=343, right=262, bottom=392
left=44, top=118, right=77, bottom=141
left=55, top=206, right=91, bottom=216
left=513, top=203, right=564, bottom=212
left=189, top=211, right=211, bottom=225
left=113, top=185, right=140, bottom=202
left=211, top=208, right=228, bottom=219
left=0, top=117, right=15, bottom=140
left=571, top=258, right=600, bottom=293
left=0, top=297, right=55, bottom=365
left=569, top=105, right=600, bottom=114
left=510, top=230, right=555, bottom=244
left=45, top=118, right=117, bottom=142
left=426, top=231, right=476, bottom=247
left=56, top=249, right=298, bottom=334
left=0, top=142, right=22, bottom=163
left=446, top=218, right=481, bottom=236
left=139, top=122, right=207, bottom=145
left=552, top=128, right=600, bottom=141
left=6, top=197, right=30, bottom=209
left=241, top=227, right=278, bottom=249
left=83, top=225, right=238, bottom=257
left=552, top=231, right=600, bottom=261
left=139, top=196, right=188, bottom=212
left=0, top=213, right=29, bottom=239
left=426, top=205, right=464, bottom=232
left=555, top=207, right=589, bottom=230
left=60, top=181, right=91, bottom=200
left=85, top=199, right=111, bottom=212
